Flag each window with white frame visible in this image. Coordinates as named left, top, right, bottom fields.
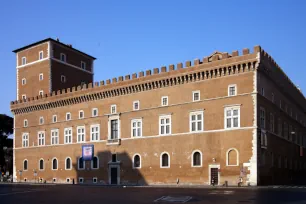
left=90, top=124, right=100, bottom=141
left=92, top=108, right=98, bottom=117
left=51, top=129, right=59, bottom=145
left=271, top=93, right=274, bottom=103
left=111, top=105, right=116, bottom=114
left=269, top=113, right=274, bottom=133
left=159, top=115, right=171, bottom=135
left=64, top=127, right=72, bottom=144
left=190, top=111, right=204, bottom=132
left=78, top=177, right=84, bottom=183
left=93, top=177, right=97, bottom=183
left=192, top=151, right=202, bottom=167
left=38, top=131, right=45, bottom=146
left=66, top=112, right=71, bottom=121
left=110, top=119, right=119, bottom=139
left=79, top=110, right=84, bottom=119
left=261, top=87, right=265, bottom=96
left=226, top=148, right=239, bottom=166
left=133, top=154, right=141, bottom=169
left=160, top=152, right=170, bottom=168
left=131, top=119, right=142, bottom=137
left=39, top=73, right=43, bottom=81
left=81, top=61, right=86, bottom=70
left=192, top=91, right=200, bottom=101
left=161, top=96, right=168, bottom=106
left=261, top=130, right=267, bottom=147
left=66, top=178, right=70, bottom=183
left=61, top=75, right=66, bottom=83
left=52, top=115, right=57, bottom=123
left=78, top=157, right=85, bottom=170
left=23, top=160, right=28, bottom=170
left=228, top=84, right=237, bottom=96
left=22, top=57, right=26, bottom=65
left=224, top=106, right=240, bottom=129
left=65, top=157, right=72, bottom=170
left=260, top=107, right=265, bottom=129
left=77, top=126, right=85, bottom=143
left=22, top=95, right=26, bottom=100
left=24, top=119, right=28, bottom=127
left=52, top=158, right=58, bottom=170
left=91, top=156, right=99, bottom=169
left=22, top=78, right=26, bottom=85
left=39, top=159, right=44, bottom=170
left=133, top=101, right=140, bottom=110
left=39, top=117, right=44, bottom=125
left=39, top=51, right=43, bottom=60
left=60, top=53, right=66, bottom=62
left=22, top=133, right=29, bottom=147
left=39, top=90, right=43, bottom=96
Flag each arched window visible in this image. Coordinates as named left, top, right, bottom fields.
left=52, top=158, right=58, bottom=170
left=23, top=160, right=28, bottom=171
left=226, top=148, right=239, bottom=166
left=192, top=151, right=202, bottom=167
left=160, top=152, right=170, bottom=168
left=39, top=159, right=44, bottom=170
left=133, top=154, right=141, bottom=169
left=91, top=156, right=99, bottom=169
left=65, top=157, right=72, bottom=170
left=78, top=157, right=85, bottom=170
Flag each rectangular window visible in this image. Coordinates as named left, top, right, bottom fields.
left=22, top=95, right=26, bottom=100
left=22, top=78, right=26, bottom=85
left=270, top=113, right=274, bottom=133
left=112, top=154, right=117, bottom=162
left=131, top=119, right=142, bottom=137
left=190, top=111, right=204, bottom=132
left=22, top=57, right=26, bottom=65
left=24, top=119, right=28, bottom=127
left=261, top=87, right=265, bottom=96
left=110, top=119, right=118, bottom=139
left=278, top=118, right=282, bottom=136
left=38, top=131, right=45, bottom=146
left=22, top=133, right=29, bottom=147
left=60, top=53, right=66, bottom=62
left=133, top=101, right=140, bottom=110
left=260, top=107, right=265, bottom=129
left=228, top=85, right=237, bottom=96
left=261, top=130, right=267, bottom=147
left=51, top=129, right=59, bottom=145
left=39, top=117, right=44, bottom=125
left=61, top=75, right=66, bottom=83
left=111, top=105, right=116, bottom=114
left=161, top=96, right=168, bottom=106
left=64, top=128, right=72, bottom=144
left=39, top=90, right=43, bottom=96
left=92, top=108, right=98, bottom=117
left=90, top=124, right=100, bottom=141
left=52, top=115, right=57, bottom=123
left=77, top=126, right=85, bottom=143
left=39, top=51, right=43, bottom=60
left=66, top=113, right=71, bottom=121
left=224, top=106, right=240, bottom=129
left=79, top=110, right=84, bottom=119
left=192, top=91, right=200, bottom=101
left=81, top=61, right=86, bottom=70
left=159, top=115, right=171, bottom=135
left=39, top=73, right=43, bottom=81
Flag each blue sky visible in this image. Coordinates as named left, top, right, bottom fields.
left=1, top=0, right=306, bottom=116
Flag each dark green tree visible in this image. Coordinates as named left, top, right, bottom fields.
left=0, top=114, right=13, bottom=172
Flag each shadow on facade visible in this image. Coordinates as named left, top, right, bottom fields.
left=72, top=150, right=147, bottom=186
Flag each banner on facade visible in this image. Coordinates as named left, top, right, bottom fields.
left=82, top=145, right=94, bottom=161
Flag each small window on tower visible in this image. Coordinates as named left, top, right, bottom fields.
left=39, top=90, right=43, bottom=96
left=192, top=91, right=200, bottom=101
left=22, top=57, right=26, bottom=65
left=39, top=73, right=43, bottom=81
left=81, top=61, right=86, bottom=70
left=22, top=95, right=26, bottom=100
left=22, top=78, right=26, bottom=85
left=61, top=75, right=66, bottom=83
left=39, top=51, right=43, bottom=60
left=133, top=101, right=139, bottom=110
left=228, top=84, right=237, bottom=96
left=60, top=53, right=66, bottom=62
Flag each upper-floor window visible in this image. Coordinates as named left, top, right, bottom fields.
left=24, top=119, right=28, bottom=127
left=61, top=75, right=66, bottom=83
left=39, top=117, right=44, bottom=125
left=39, top=90, right=43, bottom=96
left=228, top=84, right=237, bottom=96
left=22, top=95, right=26, bottom=100
left=90, top=124, right=100, bottom=141
left=66, top=112, right=71, bottom=121
left=51, top=129, right=59, bottom=145
left=159, top=115, right=171, bottom=135
left=77, top=126, right=85, bottom=143
left=111, top=105, right=116, bottom=114
left=81, top=61, right=86, bottom=70
left=261, top=87, right=265, bottom=96
left=260, top=107, right=266, bottom=129
left=38, top=131, right=45, bottom=146
left=110, top=119, right=118, bottom=139
left=39, top=73, right=43, bottom=81
left=22, top=133, right=29, bottom=147
left=79, top=110, right=84, bottom=119
left=60, top=53, right=66, bottom=62
left=92, top=108, right=98, bottom=117
left=131, top=119, right=142, bottom=137
left=22, top=57, right=26, bottom=65
left=64, top=127, right=72, bottom=144
left=133, top=101, right=140, bottom=111
left=39, top=51, right=43, bottom=60
left=270, top=113, right=275, bottom=133
left=22, top=78, right=26, bottom=85
left=52, top=115, right=57, bottom=123
left=224, top=106, right=240, bottom=129
left=161, top=96, right=168, bottom=106
left=271, top=93, right=274, bottom=103
left=193, top=91, right=200, bottom=101
left=190, top=111, right=204, bottom=132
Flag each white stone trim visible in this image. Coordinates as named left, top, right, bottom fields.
left=160, top=152, right=170, bottom=168
left=77, top=126, right=86, bottom=143
left=224, top=106, right=241, bottom=129
left=191, top=150, right=202, bottom=167
left=131, top=118, right=142, bottom=137
left=161, top=96, right=168, bottom=106
left=108, top=114, right=120, bottom=140
left=79, top=110, right=84, bottom=119
left=38, top=158, right=44, bottom=171
left=192, top=90, right=200, bottom=102
left=133, top=100, right=140, bottom=111
left=52, top=58, right=93, bottom=74
left=228, top=84, right=237, bottom=96
left=226, top=148, right=239, bottom=166
left=17, top=57, right=49, bottom=69
left=65, top=157, right=72, bottom=170
left=189, top=110, right=204, bottom=133
left=92, top=108, right=98, bottom=117
left=39, top=51, right=44, bottom=60
left=132, top=153, right=141, bottom=169
left=51, top=157, right=58, bottom=170
left=159, top=115, right=171, bottom=135
left=90, top=124, right=100, bottom=141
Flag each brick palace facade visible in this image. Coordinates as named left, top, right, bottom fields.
left=10, top=38, right=306, bottom=186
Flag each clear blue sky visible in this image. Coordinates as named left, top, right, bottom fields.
left=1, top=0, right=306, bottom=117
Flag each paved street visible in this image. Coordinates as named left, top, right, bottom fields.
left=1, top=184, right=306, bottom=203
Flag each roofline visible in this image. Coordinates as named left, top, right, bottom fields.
left=12, top=38, right=96, bottom=60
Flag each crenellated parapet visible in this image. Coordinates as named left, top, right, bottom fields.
left=10, top=46, right=261, bottom=114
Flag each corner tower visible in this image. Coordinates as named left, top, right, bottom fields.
left=13, top=38, right=96, bottom=100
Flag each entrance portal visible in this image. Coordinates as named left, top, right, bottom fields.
left=111, top=167, right=118, bottom=185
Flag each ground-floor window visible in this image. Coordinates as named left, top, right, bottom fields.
left=192, top=151, right=202, bottom=167
left=23, top=159, right=28, bottom=171
left=133, top=154, right=141, bottom=168
left=93, top=177, right=97, bottom=183
left=160, top=152, right=170, bottom=168
left=79, top=177, right=84, bottom=183
left=52, top=158, right=58, bottom=170
left=78, top=157, right=85, bottom=170
left=39, top=159, right=44, bottom=170
left=226, top=148, right=239, bottom=166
